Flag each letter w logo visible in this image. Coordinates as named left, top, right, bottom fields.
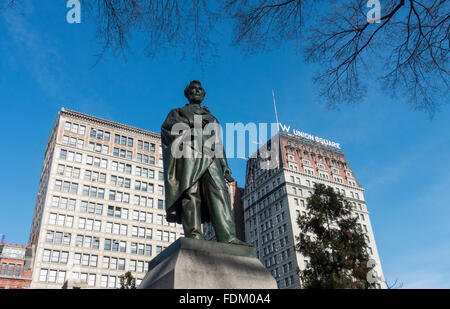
left=279, top=123, right=290, bottom=133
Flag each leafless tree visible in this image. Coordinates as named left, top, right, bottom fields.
left=2, top=1, right=448, bottom=115
left=385, top=278, right=404, bottom=289
left=223, top=0, right=449, bottom=116
left=221, top=0, right=311, bottom=53
left=2, top=0, right=219, bottom=65
left=0, top=0, right=17, bottom=9
left=82, top=0, right=219, bottom=65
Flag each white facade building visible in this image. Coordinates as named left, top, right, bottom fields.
left=242, top=133, right=385, bottom=289
left=29, top=109, right=184, bottom=289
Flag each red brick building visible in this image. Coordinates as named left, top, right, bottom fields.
left=0, top=243, right=34, bottom=289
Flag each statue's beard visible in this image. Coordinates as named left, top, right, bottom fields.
left=189, top=96, right=204, bottom=104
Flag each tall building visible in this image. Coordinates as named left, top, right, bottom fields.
left=0, top=243, right=33, bottom=289
left=29, top=109, right=184, bottom=289
left=242, top=132, right=385, bottom=289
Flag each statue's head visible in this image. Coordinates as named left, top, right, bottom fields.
left=184, top=80, right=206, bottom=105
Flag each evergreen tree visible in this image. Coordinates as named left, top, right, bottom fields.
left=296, top=183, right=376, bottom=289
left=119, top=271, right=136, bottom=289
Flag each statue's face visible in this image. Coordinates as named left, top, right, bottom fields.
left=187, top=83, right=205, bottom=104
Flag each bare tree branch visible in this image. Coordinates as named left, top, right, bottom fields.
left=222, top=0, right=311, bottom=53
left=224, top=0, right=449, bottom=117
left=385, top=278, right=404, bottom=289
left=80, top=0, right=219, bottom=66
left=1, top=0, right=448, bottom=115
left=0, top=0, right=19, bottom=10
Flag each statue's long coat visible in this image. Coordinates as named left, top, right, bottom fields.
left=161, top=103, right=228, bottom=224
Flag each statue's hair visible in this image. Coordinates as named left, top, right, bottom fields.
left=184, top=80, right=205, bottom=99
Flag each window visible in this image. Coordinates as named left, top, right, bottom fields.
left=118, top=259, right=125, bottom=271
left=57, top=271, right=66, bottom=284
left=45, top=231, right=53, bottom=243
left=139, top=227, right=145, bottom=238
left=64, top=121, right=72, bottom=131
left=106, top=222, right=113, bottom=233
left=39, top=269, right=48, bottom=282
left=93, top=237, right=100, bottom=249
left=15, top=264, right=21, bottom=277
left=42, top=249, right=51, bottom=262
left=121, top=225, right=127, bottom=236
left=100, top=275, right=108, bottom=288
left=48, top=270, right=57, bottom=283
left=110, top=258, right=118, bottom=269
left=120, top=241, right=127, bottom=252
left=109, top=276, right=116, bottom=288
left=156, top=215, right=163, bottom=225
left=170, top=232, right=176, bottom=242
left=130, top=260, right=136, bottom=272
left=135, top=261, right=143, bottom=273
left=146, top=245, right=152, bottom=256
left=104, top=239, right=111, bottom=251
left=146, top=228, right=152, bottom=239
left=88, top=274, right=96, bottom=287
left=5, top=264, right=15, bottom=277
left=49, top=213, right=57, bottom=225
left=156, top=230, right=162, bottom=241
left=51, top=251, right=60, bottom=263
left=81, top=254, right=90, bottom=266
left=90, top=256, right=98, bottom=268
left=63, top=233, right=71, bottom=245
left=131, top=243, right=137, bottom=254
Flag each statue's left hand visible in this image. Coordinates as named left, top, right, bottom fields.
left=223, top=167, right=231, bottom=177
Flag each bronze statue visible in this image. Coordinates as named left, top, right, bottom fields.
left=161, top=81, right=248, bottom=245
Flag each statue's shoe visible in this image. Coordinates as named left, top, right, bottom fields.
left=225, top=237, right=253, bottom=247
left=185, top=233, right=204, bottom=240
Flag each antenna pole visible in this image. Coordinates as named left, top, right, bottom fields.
left=272, top=89, right=283, bottom=169
left=272, top=89, right=280, bottom=130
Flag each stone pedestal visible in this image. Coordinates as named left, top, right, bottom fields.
left=138, top=238, right=278, bottom=289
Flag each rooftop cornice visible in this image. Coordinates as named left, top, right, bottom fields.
left=247, top=132, right=345, bottom=162
left=60, top=108, right=161, bottom=140
left=280, top=133, right=345, bottom=156
left=0, top=243, right=32, bottom=249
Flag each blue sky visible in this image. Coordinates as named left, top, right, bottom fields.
left=1, top=1, right=449, bottom=288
